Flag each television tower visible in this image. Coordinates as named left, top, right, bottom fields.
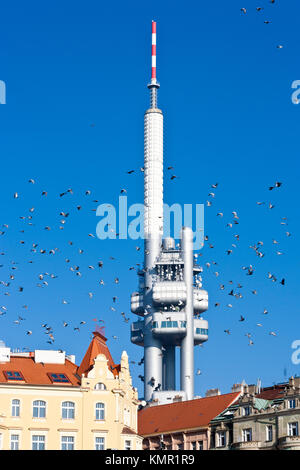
left=130, top=21, right=209, bottom=403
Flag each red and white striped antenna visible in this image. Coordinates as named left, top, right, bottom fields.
left=148, top=21, right=160, bottom=108
left=151, top=21, right=157, bottom=84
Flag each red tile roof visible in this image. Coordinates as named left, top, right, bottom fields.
left=0, top=356, right=80, bottom=386
left=256, top=384, right=287, bottom=400
left=77, top=331, right=120, bottom=378
left=138, top=392, right=240, bottom=436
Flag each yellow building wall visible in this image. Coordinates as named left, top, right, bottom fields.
left=0, top=351, right=143, bottom=450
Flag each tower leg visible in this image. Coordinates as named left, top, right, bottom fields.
left=144, top=318, right=162, bottom=401
left=143, top=237, right=162, bottom=401
left=180, top=227, right=194, bottom=401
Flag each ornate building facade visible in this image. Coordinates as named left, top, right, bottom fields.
left=0, top=332, right=142, bottom=450
left=210, top=377, right=300, bottom=450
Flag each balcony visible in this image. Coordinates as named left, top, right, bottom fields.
left=231, top=441, right=261, bottom=450
left=278, top=435, right=300, bottom=450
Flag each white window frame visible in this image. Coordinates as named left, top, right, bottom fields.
left=10, top=434, right=20, bottom=450
left=242, top=428, right=252, bottom=442
left=266, top=425, right=273, bottom=442
left=61, top=401, right=75, bottom=420
left=61, top=435, right=75, bottom=450
left=216, top=430, right=226, bottom=447
left=95, top=436, right=105, bottom=450
left=32, top=435, right=46, bottom=450
left=288, top=422, right=299, bottom=437
left=33, top=400, right=46, bottom=418
left=12, top=399, right=20, bottom=417
left=95, top=402, right=105, bottom=421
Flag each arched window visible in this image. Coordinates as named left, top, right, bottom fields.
left=12, top=399, right=20, bottom=417
left=95, top=402, right=105, bottom=420
left=94, top=383, right=106, bottom=391
left=33, top=400, right=46, bottom=418
left=62, top=401, right=75, bottom=419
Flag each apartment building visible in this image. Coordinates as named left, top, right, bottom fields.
left=0, top=332, right=143, bottom=450
left=210, top=378, right=300, bottom=450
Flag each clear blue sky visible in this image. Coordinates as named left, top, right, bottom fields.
left=0, top=0, right=299, bottom=398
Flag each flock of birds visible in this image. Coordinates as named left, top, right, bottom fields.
left=0, top=165, right=290, bottom=386
left=240, top=0, right=284, bottom=50
left=202, top=178, right=289, bottom=347
left=0, top=0, right=291, bottom=385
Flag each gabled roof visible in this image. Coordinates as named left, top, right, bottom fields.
left=77, top=331, right=120, bottom=378
left=138, top=392, right=240, bottom=436
left=0, top=356, right=80, bottom=386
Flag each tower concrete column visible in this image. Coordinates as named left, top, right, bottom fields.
left=180, top=227, right=194, bottom=400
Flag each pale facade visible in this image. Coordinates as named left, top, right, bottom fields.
left=210, top=377, right=300, bottom=450
left=0, top=333, right=143, bottom=450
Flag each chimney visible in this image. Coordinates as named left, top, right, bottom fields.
left=205, top=388, right=221, bottom=397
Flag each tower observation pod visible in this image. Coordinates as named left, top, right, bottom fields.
left=130, top=22, right=209, bottom=404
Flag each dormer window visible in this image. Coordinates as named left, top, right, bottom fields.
left=94, top=382, right=106, bottom=391
left=243, top=406, right=251, bottom=416
left=4, top=371, right=24, bottom=381
left=288, top=399, right=296, bottom=409
left=48, top=373, right=70, bottom=383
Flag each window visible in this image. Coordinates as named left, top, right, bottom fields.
left=288, top=399, right=296, bottom=409
left=125, top=440, right=132, bottom=450
left=95, top=437, right=105, bottom=450
left=180, top=321, right=187, bottom=328
left=94, top=382, right=106, bottom=391
left=12, top=399, right=20, bottom=417
left=62, top=401, right=75, bottom=419
left=198, top=440, right=203, bottom=450
left=4, top=371, right=24, bottom=381
left=196, top=328, right=208, bottom=335
left=152, top=321, right=158, bottom=328
left=32, top=435, right=45, bottom=450
left=10, top=434, right=19, bottom=450
left=33, top=400, right=46, bottom=418
left=177, top=443, right=184, bottom=450
left=242, top=428, right=252, bottom=442
left=216, top=431, right=226, bottom=447
left=288, top=422, right=299, bottom=437
left=48, top=373, right=70, bottom=383
left=95, top=402, right=105, bottom=420
left=266, top=425, right=273, bottom=442
left=191, top=442, right=197, bottom=450
left=61, top=436, right=74, bottom=450
left=243, top=406, right=251, bottom=416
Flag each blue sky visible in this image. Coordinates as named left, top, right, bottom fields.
left=0, top=0, right=299, bottom=398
